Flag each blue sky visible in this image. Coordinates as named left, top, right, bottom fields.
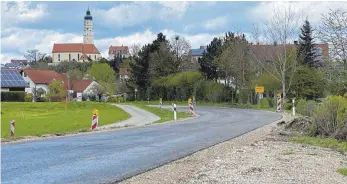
left=1, top=1, right=347, bottom=63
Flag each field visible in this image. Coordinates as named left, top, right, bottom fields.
left=1, top=102, right=130, bottom=138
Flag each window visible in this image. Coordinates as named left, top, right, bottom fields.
left=69, top=54, right=71, bottom=61
left=24, top=72, right=27, bottom=77
left=95, top=55, right=96, bottom=60
left=58, top=54, right=60, bottom=61
left=78, top=54, right=80, bottom=60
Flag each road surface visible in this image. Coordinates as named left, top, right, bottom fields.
left=1, top=106, right=282, bottom=184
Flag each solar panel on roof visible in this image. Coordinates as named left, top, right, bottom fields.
left=0, top=69, right=29, bottom=88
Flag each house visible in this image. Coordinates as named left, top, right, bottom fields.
left=189, top=46, right=207, bottom=62
left=52, top=43, right=101, bottom=63
left=21, top=69, right=66, bottom=95
left=4, top=62, right=26, bottom=69
left=1, top=69, right=29, bottom=92
left=11, top=59, right=28, bottom=65
left=21, top=69, right=101, bottom=101
left=69, top=80, right=100, bottom=101
left=119, top=67, right=131, bottom=83
left=108, top=45, right=130, bottom=60
left=250, top=41, right=329, bottom=63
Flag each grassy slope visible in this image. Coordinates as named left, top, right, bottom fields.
left=124, top=101, right=192, bottom=123
left=1, top=102, right=130, bottom=138
left=289, top=137, right=347, bottom=153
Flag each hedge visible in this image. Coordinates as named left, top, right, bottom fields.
left=1, top=91, right=25, bottom=102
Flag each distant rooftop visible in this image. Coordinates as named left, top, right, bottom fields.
left=190, top=48, right=207, bottom=56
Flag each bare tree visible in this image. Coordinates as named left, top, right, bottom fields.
left=170, top=35, right=191, bottom=70
left=318, top=9, right=347, bottom=70
left=24, top=49, right=46, bottom=65
left=130, top=44, right=141, bottom=57
left=251, top=3, right=301, bottom=110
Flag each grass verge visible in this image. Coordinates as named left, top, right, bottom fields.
left=124, top=101, right=192, bottom=123
left=1, top=102, right=130, bottom=138
left=337, top=168, right=347, bottom=176
left=289, top=137, right=347, bottom=153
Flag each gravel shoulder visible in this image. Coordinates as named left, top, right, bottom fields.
left=120, top=114, right=347, bottom=184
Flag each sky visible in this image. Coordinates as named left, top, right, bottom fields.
left=1, top=1, right=347, bottom=64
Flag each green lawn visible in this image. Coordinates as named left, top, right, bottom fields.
left=337, top=168, right=347, bottom=176
left=289, top=137, right=347, bottom=153
left=124, top=101, right=192, bottom=123
left=1, top=102, right=130, bottom=138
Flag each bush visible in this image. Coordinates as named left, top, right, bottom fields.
left=311, top=96, right=347, bottom=140
left=296, top=99, right=318, bottom=117
left=1, top=91, right=25, bottom=102
left=107, top=96, right=118, bottom=103
left=24, top=93, right=32, bottom=102
left=260, top=98, right=270, bottom=108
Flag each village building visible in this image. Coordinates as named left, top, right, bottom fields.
left=51, top=9, right=100, bottom=63
left=108, top=45, right=130, bottom=60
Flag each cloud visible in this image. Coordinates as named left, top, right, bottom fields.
left=1, top=28, right=221, bottom=64
left=249, top=1, right=347, bottom=25
left=93, top=2, right=190, bottom=28
left=204, top=16, right=228, bottom=30
left=1, top=2, right=47, bottom=28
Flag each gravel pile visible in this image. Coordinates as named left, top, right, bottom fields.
left=120, top=114, right=347, bottom=184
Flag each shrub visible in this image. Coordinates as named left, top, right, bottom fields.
left=260, top=98, right=270, bottom=108
left=311, top=96, right=347, bottom=140
left=107, top=96, right=118, bottom=103
left=24, top=93, right=32, bottom=102
left=296, top=99, right=318, bottom=117
left=1, top=91, right=25, bottom=102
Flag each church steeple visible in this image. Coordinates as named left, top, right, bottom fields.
left=83, top=8, right=94, bottom=44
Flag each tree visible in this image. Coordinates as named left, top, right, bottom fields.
left=170, top=35, right=191, bottom=70
left=298, top=19, right=320, bottom=67
left=198, top=37, right=222, bottom=80
left=129, top=33, right=170, bottom=96
left=130, top=44, right=141, bottom=57
left=251, top=3, right=301, bottom=110
left=87, top=63, right=116, bottom=95
left=149, top=42, right=177, bottom=79
left=290, top=66, right=326, bottom=100
left=319, top=9, right=347, bottom=70
left=46, top=80, right=67, bottom=102
left=24, top=50, right=46, bottom=65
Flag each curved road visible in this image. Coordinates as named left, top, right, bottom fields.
left=1, top=106, right=281, bottom=184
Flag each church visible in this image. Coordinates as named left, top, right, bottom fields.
left=52, top=9, right=101, bottom=63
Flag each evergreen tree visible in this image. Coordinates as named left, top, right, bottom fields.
left=297, top=19, right=320, bottom=67
left=198, top=37, right=222, bottom=80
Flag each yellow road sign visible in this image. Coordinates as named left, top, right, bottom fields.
left=93, top=108, right=99, bottom=115
left=188, top=98, right=192, bottom=103
left=255, top=86, right=264, bottom=93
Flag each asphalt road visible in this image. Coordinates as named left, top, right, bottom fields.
left=1, top=106, right=282, bottom=184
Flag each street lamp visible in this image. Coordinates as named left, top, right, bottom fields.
left=134, top=88, right=138, bottom=101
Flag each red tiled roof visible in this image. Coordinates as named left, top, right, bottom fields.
left=109, top=46, right=129, bottom=54
left=11, top=59, right=28, bottom=63
left=52, top=43, right=100, bottom=54
left=23, top=69, right=66, bottom=84
left=70, top=80, right=93, bottom=92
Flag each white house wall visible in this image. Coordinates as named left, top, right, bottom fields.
left=52, top=52, right=101, bottom=63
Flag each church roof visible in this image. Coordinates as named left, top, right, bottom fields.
left=52, top=43, right=100, bottom=54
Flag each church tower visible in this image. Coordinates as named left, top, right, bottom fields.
left=83, top=8, right=94, bottom=44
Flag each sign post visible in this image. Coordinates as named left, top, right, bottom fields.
left=172, top=103, right=177, bottom=121
left=91, top=108, right=99, bottom=130
left=276, top=92, right=282, bottom=112
left=255, top=86, right=264, bottom=109
left=292, top=98, right=296, bottom=116
left=10, top=120, right=15, bottom=136
left=159, top=98, right=162, bottom=109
